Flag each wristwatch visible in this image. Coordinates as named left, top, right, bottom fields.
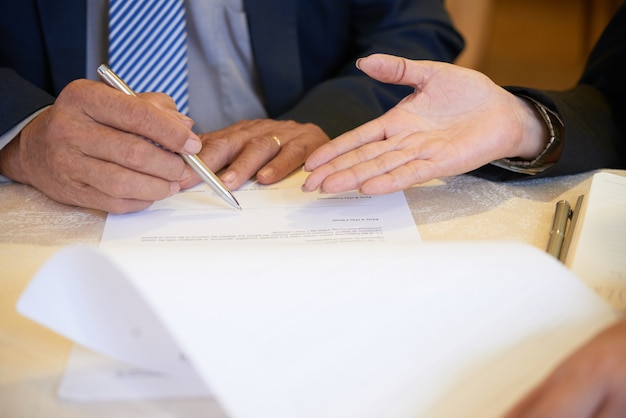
left=492, top=96, right=564, bottom=175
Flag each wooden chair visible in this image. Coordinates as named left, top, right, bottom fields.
left=446, top=0, right=495, bottom=69
left=581, top=0, right=623, bottom=54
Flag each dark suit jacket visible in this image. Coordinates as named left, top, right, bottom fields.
left=0, top=0, right=462, bottom=138
left=475, top=4, right=626, bottom=180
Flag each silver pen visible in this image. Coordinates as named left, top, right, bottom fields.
left=546, top=199, right=571, bottom=259
left=97, top=64, right=241, bottom=211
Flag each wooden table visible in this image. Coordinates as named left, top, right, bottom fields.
left=0, top=171, right=595, bottom=417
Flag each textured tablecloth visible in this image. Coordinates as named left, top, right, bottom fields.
left=0, top=170, right=599, bottom=418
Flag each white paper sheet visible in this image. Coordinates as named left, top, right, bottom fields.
left=18, top=242, right=621, bottom=418
left=100, top=170, right=421, bottom=247
left=58, top=345, right=211, bottom=402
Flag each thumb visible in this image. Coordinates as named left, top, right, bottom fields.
left=356, top=54, right=442, bottom=88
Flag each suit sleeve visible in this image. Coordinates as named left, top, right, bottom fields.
left=473, top=4, right=626, bottom=181
left=276, top=0, right=464, bottom=138
left=0, top=68, right=55, bottom=137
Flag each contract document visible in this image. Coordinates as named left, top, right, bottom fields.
left=100, top=170, right=421, bottom=247
left=59, top=170, right=421, bottom=402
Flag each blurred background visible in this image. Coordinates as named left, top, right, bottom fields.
left=446, top=0, right=623, bottom=90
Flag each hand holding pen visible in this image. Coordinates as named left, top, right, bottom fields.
left=97, top=65, right=241, bottom=210
left=0, top=75, right=212, bottom=213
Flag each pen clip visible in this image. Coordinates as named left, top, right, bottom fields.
left=558, top=194, right=585, bottom=263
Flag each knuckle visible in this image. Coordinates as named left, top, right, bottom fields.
left=205, top=135, right=232, bottom=150
left=106, top=174, right=135, bottom=198
left=124, top=101, right=152, bottom=126
left=121, top=141, right=151, bottom=169
left=229, top=151, right=259, bottom=170
left=237, top=119, right=255, bottom=129
left=278, top=119, right=297, bottom=129
left=56, top=79, right=93, bottom=110
left=284, top=139, right=309, bottom=160
left=250, top=136, right=275, bottom=152
left=141, top=92, right=176, bottom=109
left=61, top=79, right=90, bottom=97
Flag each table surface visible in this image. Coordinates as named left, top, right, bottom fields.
left=0, top=171, right=599, bottom=417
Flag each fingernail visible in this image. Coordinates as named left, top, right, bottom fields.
left=356, top=58, right=364, bottom=70
left=168, top=182, right=181, bottom=197
left=257, top=167, right=274, bottom=181
left=183, top=138, right=202, bottom=154
left=220, top=170, right=236, bottom=185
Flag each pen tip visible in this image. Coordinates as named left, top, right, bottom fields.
left=229, top=196, right=242, bottom=211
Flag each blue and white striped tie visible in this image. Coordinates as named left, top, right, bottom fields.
left=108, top=0, right=190, bottom=115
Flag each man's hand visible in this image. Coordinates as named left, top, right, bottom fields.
left=302, top=54, right=550, bottom=194
left=0, top=79, right=202, bottom=213
left=183, top=118, right=329, bottom=191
